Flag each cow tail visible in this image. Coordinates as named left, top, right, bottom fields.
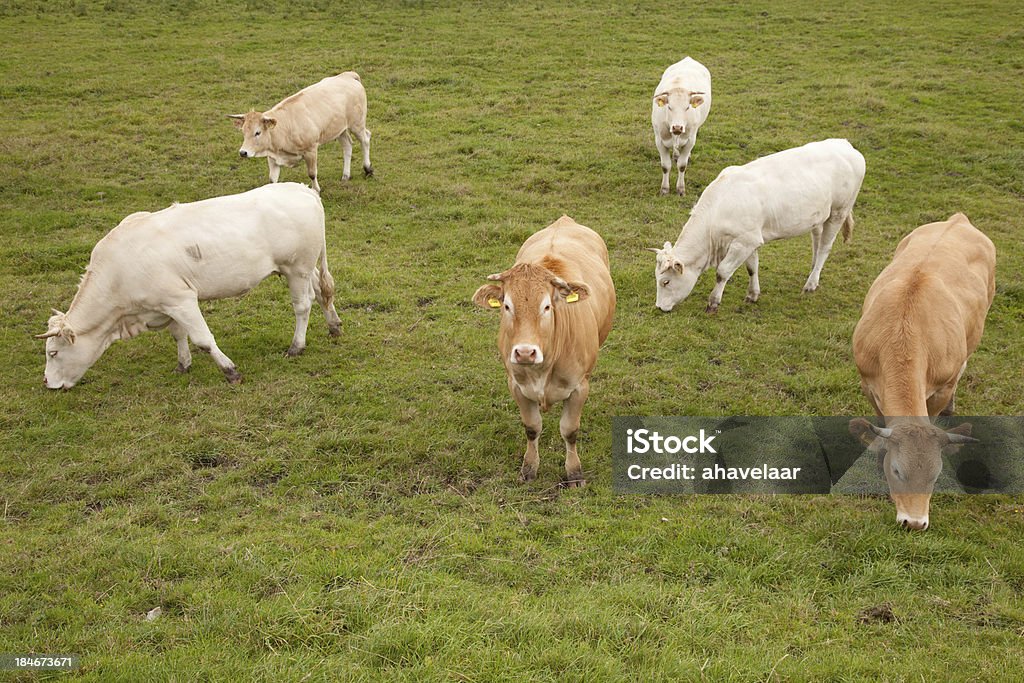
left=318, top=238, right=335, bottom=306
left=842, top=212, right=855, bottom=243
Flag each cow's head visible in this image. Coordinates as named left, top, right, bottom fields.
left=648, top=242, right=699, bottom=312
left=228, top=111, right=277, bottom=159
left=653, top=89, right=705, bottom=137
left=849, top=418, right=978, bottom=530
left=473, top=263, right=589, bottom=367
left=36, top=310, right=111, bottom=389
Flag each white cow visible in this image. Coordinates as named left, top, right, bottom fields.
left=651, top=57, right=711, bottom=196
left=651, top=138, right=865, bottom=313
left=37, top=183, right=341, bottom=388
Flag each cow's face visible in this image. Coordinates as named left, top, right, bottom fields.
left=653, top=90, right=705, bottom=137
left=229, top=111, right=277, bottom=158
left=473, top=263, right=589, bottom=367
left=849, top=419, right=977, bottom=530
left=650, top=242, right=699, bottom=312
left=37, top=311, right=111, bottom=389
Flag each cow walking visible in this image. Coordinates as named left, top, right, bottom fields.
left=230, top=71, right=372, bottom=193
left=651, top=57, right=711, bottom=196
left=473, top=216, right=615, bottom=487
left=850, top=213, right=995, bottom=530
left=38, top=183, right=341, bottom=388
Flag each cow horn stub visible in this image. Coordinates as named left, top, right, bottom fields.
left=868, top=423, right=894, bottom=439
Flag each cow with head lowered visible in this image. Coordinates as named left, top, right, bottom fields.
left=849, top=213, right=995, bottom=530
left=38, top=183, right=341, bottom=389
left=230, top=71, right=372, bottom=193
left=651, top=57, right=711, bottom=196
left=473, top=216, right=615, bottom=487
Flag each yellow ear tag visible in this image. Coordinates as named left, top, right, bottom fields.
left=488, top=298, right=502, bottom=308
left=656, top=99, right=666, bottom=108
left=565, top=291, right=580, bottom=303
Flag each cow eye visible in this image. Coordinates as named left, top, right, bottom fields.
left=661, top=279, right=670, bottom=287
left=503, top=303, right=510, bottom=312
left=48, top=350, right=58, bottom=358
left=255, top=130, right=261, bottom=137
left=544, top=304, right=551, bottom=312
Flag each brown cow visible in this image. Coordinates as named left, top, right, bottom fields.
left=473, top=216, right=615, bottom=487
left=230, top=71, right=371, bottom=193
left=850, top=213, right=995, bottom=530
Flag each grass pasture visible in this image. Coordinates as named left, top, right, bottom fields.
left=2, top=0, right=1024, bottom=680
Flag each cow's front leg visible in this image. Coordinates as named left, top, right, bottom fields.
left=676, top=135, right=697, bottom=196
left=707, top=242, right=756, bottom=313
left=267, top=158, right=281, bottom=184
left=744, top=250, right=760, bottom=303
left=560, top=379, right=590, bottom=488
left=511, top=383, right=542, bottom=483
left=655, top=135, right=672, bottom=195
left=285, top=273, right=314, bottom=357
left=803, top=215, right=843, bottom=293
left=340, top=133, right=353, bottom=181
left=168, top=320, right=191, bottom=373
left=303, top=149, right=320, bottom=193
left=164, top=298, right=241, bottom=384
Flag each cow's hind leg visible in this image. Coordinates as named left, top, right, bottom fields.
left=511, top=383, right=542, bottom=483
left=267, top=158, right=281, bottom=184
left=303, top=149, right=320, bottom=193
left=164, top=298, right=241, bottom=384
left=707, top=242, right=757, bottom=313
left=285, top=273, right=315, bottom=357
left=311, top=268, right=341, bottom=337
left=169, top=320, right=192, bottom=373
left=560, top=378, right=590, bottom=488
left=804, top=215, right=843, bottom=293
left=339, top=132, right=353, bottom=181
left=351, top=123, right=373, bottom=177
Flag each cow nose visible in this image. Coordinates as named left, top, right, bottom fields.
left=900, top=517, right=928, bottom=531
left=671, top=126, right=684, bottom=135
left=511, top=344, right=542, bottom=365
left=239, top=150, right=248, bottom=158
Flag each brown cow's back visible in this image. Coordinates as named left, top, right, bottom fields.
left=853, top=213, right=995, bottom=416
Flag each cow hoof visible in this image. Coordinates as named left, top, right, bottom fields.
left=363, top=165, right=374, bottom=178
left=328, top=325, right=342, bottom=338
left=676, top=187, right=686, bottom=196
left=705, top=303, right=719, bottom=314
left=225, top=369, right=243, bottom=385
left=342, top=174, right=351, bottom=181
left=802, top=285, right=818, bottom=294
left=744, top=294, right=759, bottom=304
left=659, top=187, right=670, bottom=196
left=286, top=345, right=305, bottom=357
left=174, top=362, right=191, bottom=374
left=518, top=466, right=538, bottom=483
left=563, top=477, right=587, bottom=489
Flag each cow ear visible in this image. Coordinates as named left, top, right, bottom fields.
left=663, top=241, right=672, bottom=251
left=689, top=94, right=704, bottom=109
left=849, top=418, right=880, bottom=447
left=261, top=116, right=277, bottom=129
left=228, top=114, right=245, bottom=128
left=654, top=94, right=668, bottom=108
left=558, top=281, right=590, bottom=303
left=472, top=284, right=503, bottom=310
left=672, top=261, right=684, bottom=275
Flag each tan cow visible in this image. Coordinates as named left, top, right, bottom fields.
left=230, top=71, right=372, bottom=193
left=850, top=213, right=995, bottom=530
left=473, top=216, right=615, bottom=487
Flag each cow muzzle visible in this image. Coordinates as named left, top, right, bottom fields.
left=239, top=149, right=250, bottom=158
left=670, top=125, right=685, bottom=136
left=897, top=512, right=929, bottom=531
left=510, top=344, right=543, bottom=365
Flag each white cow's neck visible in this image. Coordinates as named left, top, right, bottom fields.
left=673, top=214, right=712, bottom=272
left=65, top=270, right=120, bottom=336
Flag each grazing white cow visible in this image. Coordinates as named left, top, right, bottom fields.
left=473, top=216, right=616, bottom=487
left=850, top=213, right=995, bottom=530
left=650, top=138, right=865, bottom=313
left=37, top=183, right=341, bottom=389
left=651, top=57, right=711, bottom=196
left=230, top=71, right=372, bottom=193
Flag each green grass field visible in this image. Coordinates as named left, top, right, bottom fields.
left=2, top=0, right=1024, bottom=679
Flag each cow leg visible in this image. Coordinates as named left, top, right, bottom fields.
left=169, top=320, right=191, bottom=373
left=267, top=158, right=281, bottom=184
left=303, top=149, right=320, bottom=193
left=285, top=273, right=315, bottom=357
left=675, top=134, right=697, bottom=196
left=511, top=382, right=542, bottom=483
left=340, top=132, right=353, bottom=181
left=560, top=379, right=589, bottom=488
left=164, top=298, right=241, bottom=384
left=655, top=135, right=672, bottom=195
left=356, top=126, right=373, bottom=177
left=933, top=361, right=968, bottom=416
left=744, top=250, right=760, bottom=303
left=804, top=217, right=842, bottom=293
left=310, top=268, right=342, bottom=337
left=707, top=242, right=756, bottom=313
